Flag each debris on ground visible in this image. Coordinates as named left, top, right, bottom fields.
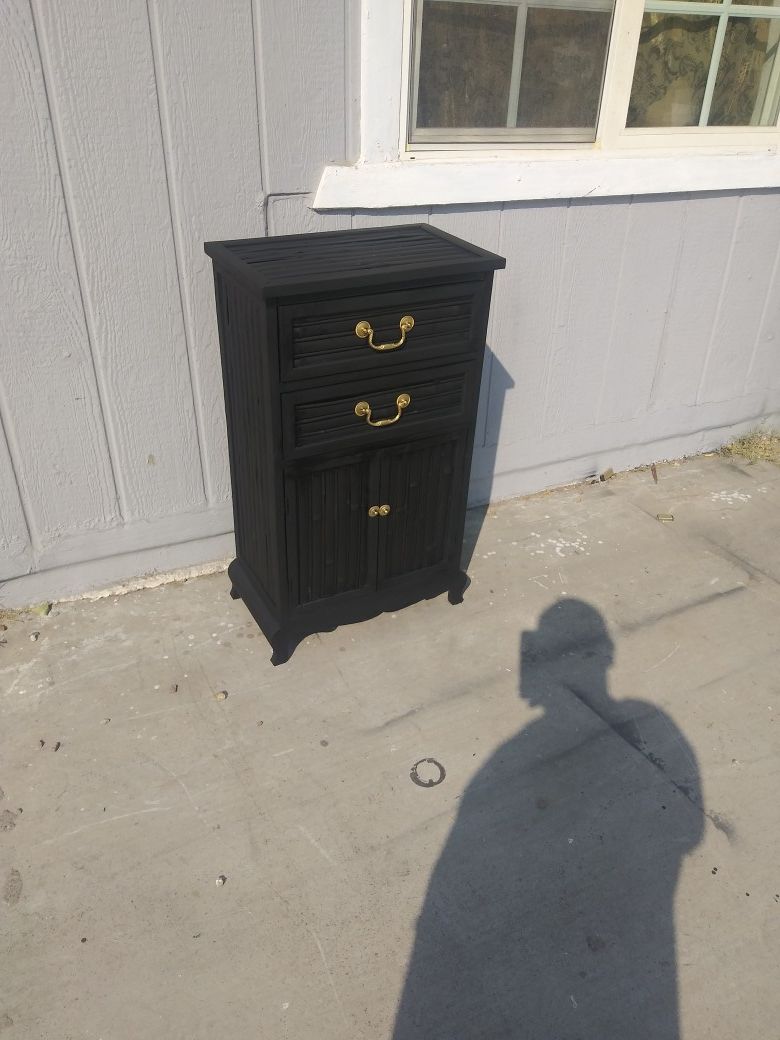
left=215, top=875, right=227, bottom=886
left=214, top=689, right=228, bottom=702
left=0, top=810, right=17, bottom=832
left=651, top=463, right=658, bottom=484
left=722, top=429, right=780, bottom=465
left=599, top=467, right=615, bottom=482
left=170, top=683, right=179, bottom=693
left=29, top=602, right=52, bottom=617
left=656, top=513, right=675, bottom=523
left=53, top=741, right=61, bottom=752
left=102, top=718, right=111, bottom=725
left=30, top=631, right=40, bottom=642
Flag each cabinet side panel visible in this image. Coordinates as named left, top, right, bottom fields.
left=214, top=272, right=280, bottom=607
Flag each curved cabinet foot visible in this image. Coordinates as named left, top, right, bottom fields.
left=229, top=586, right=241, bottom=601
left=447, top=572, right=469, bottom=605
left=270, top=631, right=294, bottom=666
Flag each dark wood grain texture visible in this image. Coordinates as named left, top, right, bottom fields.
left=207, top=224, right=505, bottom=664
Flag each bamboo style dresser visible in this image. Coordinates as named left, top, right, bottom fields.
left=205, top=225, right=505, bottom=664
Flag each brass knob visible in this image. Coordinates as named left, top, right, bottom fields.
left=368, top=505, right=380, bottom=518
left=378, top=504, right=391, bottom=517
left=368, top=504, right=391, bottom=518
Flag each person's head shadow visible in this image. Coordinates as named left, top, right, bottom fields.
left=393, top=598, right=704, bottom=1040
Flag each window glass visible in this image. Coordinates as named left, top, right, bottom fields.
left=628, top=13, right=718, bottom=126
left=416, top=2, right=518, bottom=128
left=627, top=1, right=780, bottom=128
left=411, top=0, right=614, bottom=142
left=517, top=7, right=614, bottom=128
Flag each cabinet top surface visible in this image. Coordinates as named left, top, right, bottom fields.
left=204, top=223, right=506, bottom=297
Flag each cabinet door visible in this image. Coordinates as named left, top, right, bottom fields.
left=285, top=453, right=378, bottom=607
left=378, top=432, right=467, bottom=585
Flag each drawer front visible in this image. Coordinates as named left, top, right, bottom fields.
left=278, top=279, right=489, bottom=381
left=282, top=363, right=475, bottom=459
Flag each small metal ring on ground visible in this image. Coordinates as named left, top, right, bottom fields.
left=410, top=758, right=446, bottom=788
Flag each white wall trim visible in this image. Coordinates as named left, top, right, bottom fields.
left=315, top=152, right=780, bottom=208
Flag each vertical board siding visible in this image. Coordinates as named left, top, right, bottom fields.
left=650, top=193, right=741, bottom=410
left=699, top=192, right=780, bottom=404
left=33, top=0, right=205, bottom=521
left=0, top=411, right=32, bottom=579
left=746, top=235, right=780, bottom=397
left=542, top=198, right=631, bottom=437
left=486, top=201, right=569, bottom=449
left=150, top=0, right=267, bottom=504
left=0, top=0, right=118, bottom=554
left=597, top=195, right=687, bottom=425
left=267, top=195, right=350, bottom=236
left=254, top=0, right=347, bottom=193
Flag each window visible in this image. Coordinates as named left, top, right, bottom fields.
left=313, top=0, right=780, bottom=209
left=407, top=0, right=780, bottom=145
left=410, top=0, right=615, bottom=143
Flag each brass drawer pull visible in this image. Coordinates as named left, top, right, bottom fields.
left=355, top=393, right=410, bottom=428
left=368, top=504, right=391, bottom=518
left=355, top=315, right=414, bottom=352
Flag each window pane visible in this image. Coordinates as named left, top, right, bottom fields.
left=627, top=13, right=718, bottom=126
left=732, top=0, right=780, bottom=7
left=516, top=7, right=613, bottom=128
left=709, top=18, right=780, bottom=124
left=415, top=1, right=517, bottom=128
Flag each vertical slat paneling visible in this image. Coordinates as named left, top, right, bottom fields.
left=254, top=0, right=347, bottom=193
left=33, top=0, right=204, bottom=520
left=0, top=0, right=118, bottom=550
left=486, top=201, right=569, bottom=448
left=699, top=192, right=780, bottom=403
left=543, top=198, right=631, bottom=435
left=650, top=192, right=741, bottom=409
left=291, top=458, right=370, bottom=604
left=597, top=196, right=687, bottom=423
left=150, top=0, right=266, bottom=504
left=267, top=196, right=351, bottom=236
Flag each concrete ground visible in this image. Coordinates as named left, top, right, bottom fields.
left=1, top=453, right=779, bottom=1039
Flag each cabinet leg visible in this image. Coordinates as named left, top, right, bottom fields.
left=229, top=586, right=241, bottom=601
left=270, top=631, right=293, bottom=666
left=447, top=571, right=469, bottom=605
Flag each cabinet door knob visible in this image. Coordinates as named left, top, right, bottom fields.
left=368, top=504, right=391, bottom=518
left=354, top=393, right=410, bottom=427
left=355, top=315, right=414, bottom=352
left=378, top=504, right=391, bottom=517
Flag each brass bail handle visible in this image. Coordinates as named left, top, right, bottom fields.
left=355, top=315, right=414, bottom=352
left=354, top=393, right=411, bottom=428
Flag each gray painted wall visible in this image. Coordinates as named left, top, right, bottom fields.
left=2, top=0, right=779, bottom=606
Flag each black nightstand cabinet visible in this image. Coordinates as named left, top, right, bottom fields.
left=205, top=224, right=505, bottom=664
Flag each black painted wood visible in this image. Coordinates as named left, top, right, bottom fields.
left=206, top=224, right=505, bottom=664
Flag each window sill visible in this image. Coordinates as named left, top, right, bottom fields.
left=314, top=150, right=780, bottom=210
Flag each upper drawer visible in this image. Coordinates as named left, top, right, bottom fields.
left=277, top=279, right=489, bottom=382
left=281, top=363, right=476, bottom=459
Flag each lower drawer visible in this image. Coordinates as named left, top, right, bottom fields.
left=281, top=363, right=475, bottom=459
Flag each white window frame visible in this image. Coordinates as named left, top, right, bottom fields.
left=314, top=0, right=780, bottom=208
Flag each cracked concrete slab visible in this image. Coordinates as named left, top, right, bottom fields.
left=1, top=454, right=778, bottom=1039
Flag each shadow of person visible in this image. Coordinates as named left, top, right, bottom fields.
left=392, top=598, right=704, bottom=1040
